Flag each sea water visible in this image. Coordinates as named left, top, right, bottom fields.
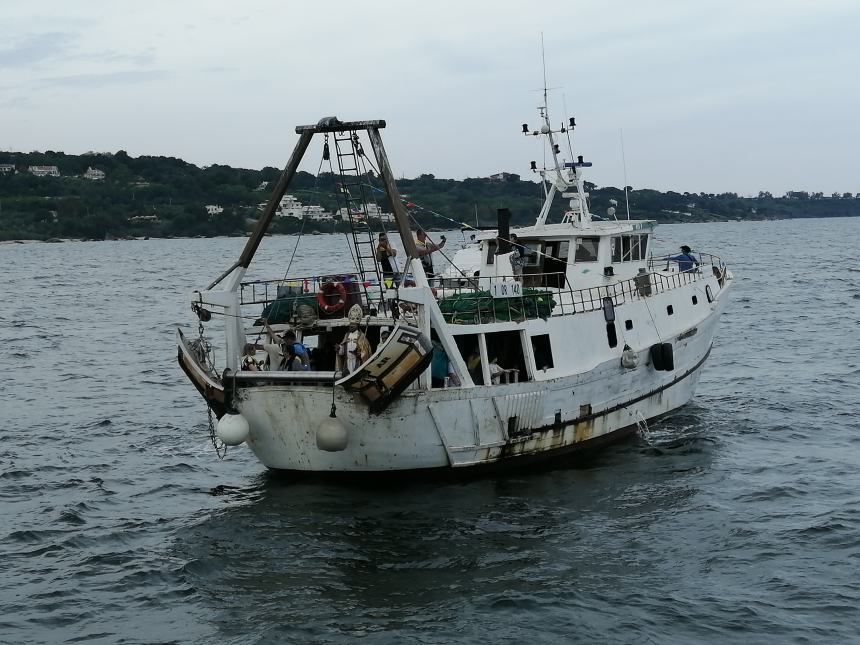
left=1, top=218, right=859, bottom=644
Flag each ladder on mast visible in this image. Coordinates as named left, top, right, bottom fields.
left=332, top=131, right=384, bottom=295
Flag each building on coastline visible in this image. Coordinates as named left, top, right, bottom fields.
left=335, top=203, right=394, bottom=222
left=28, top=165, right=60, bottom=177
left=206, top=205, right=224, bottom=216
left=128, top=215, right=160, bottom=223
left=488, top=171, right=517, bottom=182
left=0, top=164, right=16, bottom=174
left=83, top=167, right=105, bottom=181
left=273, top=194, right=332, bottom=220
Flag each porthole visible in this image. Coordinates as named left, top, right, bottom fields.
left=692, top=295, right=698, bottom=305
left=667, top=305, right=674, bottom=316
left=625, top=319, right=633, bottom=330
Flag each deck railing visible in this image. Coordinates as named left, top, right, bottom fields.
left=434, top=259, right=724, bottom=325
left=239, top=253, right=727, bottom=326
left=239, top=274, right=393, bottom=323
left=648, top=251, right=725, bottom=273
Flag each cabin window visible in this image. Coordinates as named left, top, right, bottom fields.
left=667, top=305, right=674, bottom=315
left=625, top=319, right=633, bottom=330
left=575, top=237, right=599, bottom=262
left=522, top=242, right=542, bottom=266
left=486, top=331, right=528, bottom=383
left=611, top=234, right=649, bottom=262
left=486, top=239, right=497, bottom=264
left=454, top=334, right=483, bottom=385
left=692, top=295, right=698, bottom=305
left=530, top=334, right=554, bottom=370
left=542, top=240, right=569, bottom=289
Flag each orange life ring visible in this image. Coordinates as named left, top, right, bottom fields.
left=317, top=281, right=347, bottom=314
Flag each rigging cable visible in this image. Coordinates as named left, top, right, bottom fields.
left=281, top=149, right=327, bottom=282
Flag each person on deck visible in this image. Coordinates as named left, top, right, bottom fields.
left=467, top=348, right=483, bottom=384
left=509, top=234, right=526, bottom=280
left=376, top=233, right=400, bottom=286
left=415, top=229, right=446, bottom=282
left=241, top=343, right=263, bottom=371
left=378, top=327, right=390, bottom=350
left=261, top=322, right=310, bottom=371
left=669, top=245, right=699, bottom=272
left=430, top=341, right=461, bottom=388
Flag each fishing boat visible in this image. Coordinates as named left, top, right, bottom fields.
left=177, top=110, right=732, bottom=474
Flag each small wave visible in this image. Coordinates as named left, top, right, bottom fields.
left=735, top=485, right=806, bottom=502
left=0, top=469, right=32, bottom=480
left=160, top=462, right=199, bottom=473
left=58, top=509, right=86, bottom=526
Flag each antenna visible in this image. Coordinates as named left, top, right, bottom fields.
left=562, top=93, right=574, bottom=158
left=620, top=128, right=631, bottom=220
left=541, top=32, right=548, bottom=108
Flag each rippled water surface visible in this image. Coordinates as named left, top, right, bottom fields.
left=2, top=219, right=859, bottom=644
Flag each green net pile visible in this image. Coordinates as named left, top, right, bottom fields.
left=438, top=289, right=557, bottom=324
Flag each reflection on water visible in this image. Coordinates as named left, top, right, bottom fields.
left=175, top=419, right=716, bottom=642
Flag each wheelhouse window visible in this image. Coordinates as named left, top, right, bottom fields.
left=611, top=234, right=649, bottom=263
left=486, top=239, right=497, bottom=264
left=530, top=334, right=554, bottom=371
left=521, top=242, right=542, bottom=267
left=574, top=237, right=599, bottom=262
left=485, top=330, right=528, bottom=383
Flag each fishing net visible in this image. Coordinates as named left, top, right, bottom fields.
left=438, top=289, right=556, bottom=324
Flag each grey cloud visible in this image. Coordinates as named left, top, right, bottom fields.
left=0, top=31, right=77, bottom=68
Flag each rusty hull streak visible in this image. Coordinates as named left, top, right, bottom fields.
left=490, top=344, right=712, bottom=462
left=678, top=326, right=698, bottom=340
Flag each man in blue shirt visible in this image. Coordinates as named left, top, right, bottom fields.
left=430, top=340, right=460, bottom=388
left=261, top=322, right=311, bottom=371
left=281, top=330, right=311, bottom=371
left=669, top=245, right=699, bottom=272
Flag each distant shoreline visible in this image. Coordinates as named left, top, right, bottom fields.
left=2, top=214, right=858, bottom=245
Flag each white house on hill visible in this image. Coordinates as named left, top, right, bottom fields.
left=83, top=167, right=105, bottom=180
left=28, top=165, right=60, bottom=177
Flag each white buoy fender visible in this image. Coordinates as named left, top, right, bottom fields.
left=316, top=415, right=348, bottom=452
left=216, top=412, right=250, bottom=446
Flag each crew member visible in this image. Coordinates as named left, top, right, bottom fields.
left=376, top=233, right=400, bottom=286
left=261, top=321, right=310, bottom=371
left=415, top=229, right=446, bottom=282
left=669, top=245, right=699, bottom=272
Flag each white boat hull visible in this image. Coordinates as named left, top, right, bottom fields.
left=235, top=284, right=729, bottom=473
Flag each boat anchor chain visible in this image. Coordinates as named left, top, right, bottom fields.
left=206, top=401, right=228, bottom=460
left=196, top=318, right=227, bottom=459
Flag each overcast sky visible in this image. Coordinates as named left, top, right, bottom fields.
left=2, top=0, right=858, bottom=195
